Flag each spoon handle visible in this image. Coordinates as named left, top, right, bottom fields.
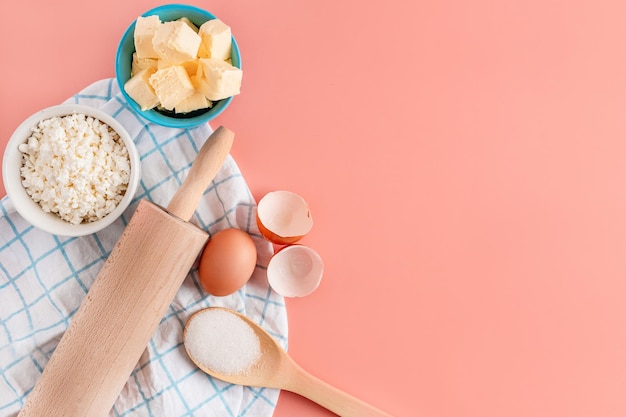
left=285, top=359, right=393, bottom=417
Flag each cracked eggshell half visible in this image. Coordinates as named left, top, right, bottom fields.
left=267, top=245, right=324, bottom=297
left=256, top=190, right=313, bottom=245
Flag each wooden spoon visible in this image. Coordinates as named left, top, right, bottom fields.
left=183, top=307, right=393, bottom=417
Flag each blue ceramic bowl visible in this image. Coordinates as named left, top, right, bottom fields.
left=115, top=4, right=241, bottom=128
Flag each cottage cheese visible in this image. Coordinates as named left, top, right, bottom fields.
left=18, top=113, right=131, bottom=225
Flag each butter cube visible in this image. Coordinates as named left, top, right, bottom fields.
left=177, top=17, right=199, bottom=32
left=131, top=53, right=158, bottom=77
left=149, top=65, right=195, bottom=110
left=124, top=67, right=159, bottom=110
left=181, top=59, right=200, bottom=76
left=134, top=15, right=162, bottom=59
left=197, top=19, right=232, bottom=60
left=197, top=58, right=242, bottom=101
left=175, top=90, right=211, bottom=114
left=152, top=21, right=201, bottom=64
left=158, top=58, right=200, bottom=77
left=173, top=75, right=213, bottom=113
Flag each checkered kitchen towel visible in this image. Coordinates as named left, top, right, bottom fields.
left=0, top=79, right=288, bottom=417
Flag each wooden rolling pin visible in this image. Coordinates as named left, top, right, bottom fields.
left=18, top=126, right=235, bottom=417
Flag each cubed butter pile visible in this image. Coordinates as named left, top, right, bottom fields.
left=124, top=15, right=242, bottom=114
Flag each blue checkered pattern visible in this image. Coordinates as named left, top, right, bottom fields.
left=0, top=79, right=288, bottom=417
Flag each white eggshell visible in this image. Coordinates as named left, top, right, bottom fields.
left=267, top=245, right=324, bottom=297
left=257, top=190, right=313, bottom=245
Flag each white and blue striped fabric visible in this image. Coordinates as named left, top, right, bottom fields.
left=0, top=79, right=288, bottom=417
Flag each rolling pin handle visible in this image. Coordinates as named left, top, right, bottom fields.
left=167, top=126, right=235, bottom=221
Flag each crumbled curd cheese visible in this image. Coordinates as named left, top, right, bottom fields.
left=18, top=113, right=131, bottom=225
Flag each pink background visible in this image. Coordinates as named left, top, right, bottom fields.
left=2, top=1, right=626, bottom=416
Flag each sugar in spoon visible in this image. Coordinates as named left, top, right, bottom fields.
left=184, top=307, right=393, bottom=417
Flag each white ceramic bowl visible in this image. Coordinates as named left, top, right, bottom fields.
left=2, top=104, right=141, bottom=237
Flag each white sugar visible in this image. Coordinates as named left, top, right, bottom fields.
left=185, top=309, right=261, bottom=375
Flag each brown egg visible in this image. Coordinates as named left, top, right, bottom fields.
left=198, top=228, right=257, bottom=296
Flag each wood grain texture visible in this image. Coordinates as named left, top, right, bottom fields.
left=167, top=126, right=234, bottom=221
left=18, top=200, right=208, bottom=417
left=185, top=307, right=393, bottom=417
